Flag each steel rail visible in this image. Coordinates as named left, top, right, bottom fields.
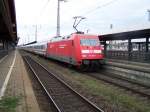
left=24, top=56, right=62, bottom=112
left=24, top=55, right=104, bottom=112
left=89, top=72, right=150, bottom=99
left=101, top=70, right=150, bottom=88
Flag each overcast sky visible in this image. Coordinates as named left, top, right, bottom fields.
left=15, top=0, right=150, bottom=45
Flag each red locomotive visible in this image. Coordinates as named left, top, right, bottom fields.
left=23, top=32, right=104, bottom=71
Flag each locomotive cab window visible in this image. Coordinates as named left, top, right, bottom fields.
left=80, top=39, right=100, bottom=46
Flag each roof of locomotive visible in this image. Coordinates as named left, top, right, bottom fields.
left=22, top=33, right=99, bottom=47
left=50, top=32, right=98, bottom=42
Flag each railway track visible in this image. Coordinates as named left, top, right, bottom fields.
left=23, top=55, right=104, bottom=112
left=88, top=71, right=150, bottom=99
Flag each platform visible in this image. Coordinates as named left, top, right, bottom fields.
left=105, top=58, right=150, bottom=73
left=0, top=50, right=40, bottom=112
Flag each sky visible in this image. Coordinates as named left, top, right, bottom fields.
left=15, top=0, right=150, bottom=45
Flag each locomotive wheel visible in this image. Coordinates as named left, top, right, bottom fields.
left=89, top=62, right=99, bottom=71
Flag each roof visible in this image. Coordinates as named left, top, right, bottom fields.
left=0, top=0, right=17, bottom=43
left=100, top=28, right=150, bottom=41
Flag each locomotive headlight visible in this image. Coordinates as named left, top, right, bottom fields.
left=94, top=50, right=102, bottom=53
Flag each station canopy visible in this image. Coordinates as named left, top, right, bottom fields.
left=100, top=28, right=150, bottom=41
left=0, top=0, right=17, bottom=43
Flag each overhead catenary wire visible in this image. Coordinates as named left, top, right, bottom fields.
left=60, top=0, right=119, bottom=31
left=35, top=0, right=51, bottom=24
left=29, top=0, right=119, bottom=40
left=82, top=0, right=118, bottom=16
left=35, top=0, right=118, bottom=31
left=32, top=0, right=51, bottom=42
left=78, top=0, right=119, bottom=33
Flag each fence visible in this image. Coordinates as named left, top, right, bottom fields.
left=106, top=51, right=150, bottom=62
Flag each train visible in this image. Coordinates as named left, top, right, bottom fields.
left=22, top=32, right=104, bottom=71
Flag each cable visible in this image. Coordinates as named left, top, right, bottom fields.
left=60, top=0, right=118, bottom=31
left=82, top=0, right=118, bottom=16
left=35, top=0, right=51, bottom=23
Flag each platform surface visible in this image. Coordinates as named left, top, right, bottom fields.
left=0, top=50, right=40, bottom=112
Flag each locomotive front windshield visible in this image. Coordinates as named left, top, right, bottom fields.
left=80, top=39, right=100, bottom=46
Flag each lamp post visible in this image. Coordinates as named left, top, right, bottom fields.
left=33, top=25, right=42, bottom=42
left=146, top=10, right=150, bottom=53
left=35, top=25, right=37, bottom=42
left=56, top=0, right=66, bottom=37
left=110, top=24, right=113, bottom=29
left=148, top=9, right=150, bottom=22
left=32, top=25, right=38, bottom=42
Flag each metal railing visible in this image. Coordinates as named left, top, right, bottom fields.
left=106, top=51, right=150, bottom=63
